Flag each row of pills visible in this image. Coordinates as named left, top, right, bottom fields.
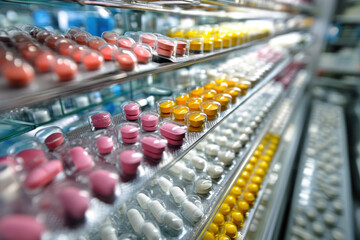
left=202, top=133, right=280, bottom=240
left=286, top=102, right=350, bottom=240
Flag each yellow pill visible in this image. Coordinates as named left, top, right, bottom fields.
left=203, top=231, right=215, bottom=240
left=249, top=156, right=258, bottom=165
left=172, top=105, right=189, bottom=121
left=213, top=212, right=225, bottom=226
left=224, top=222, right=237, bottom=238
left=258, top=161, right=269, bottom=171
left=230, top=186, right=242, bottom=198
left=251, top=176, right=262, bottom=185
left=218, top=234, right=231, bottom=240
left=224, top=88, right=240, bottom=103
left=225, top=195, right=236, bottom=209
left=189, top=87, right=204, bottom=97
left=188, top=112, right=206, bottom=128
left=269, top=144, right=277, bottom=151
left=236, top=178, right=247, bottom=189
left=159, top=100, right=175, bottom=114
left=257, top=144, right=265, bottom=151
left=226, top=79, right=238, bottom=88
left=214, top=93, right=231, bottom=108
left=266, top=150, right=274, bottom=157
left=243, top=192, right=255, bottom=203
left=201, top=101, right=220, bottom=119
left=220, top=203, right=231, bottom=216
left=187, top=97, right=203, bottom=111
left=253, top=150, right=261, bottom=158
left=255, top=168, right=265, bottom=177
left=247, top=183, right=259, bottom=195
left=261, top=155, right=271, bottom=162
left=240, top=170, right=251, bottom=180
left=264, top=134, right=271, bottom=140
left=202, top=89, right=217, bottom=101
left=237, top=200, right=249, bottom=214
left=244, top=163, right=254, bottom=172
left=175, top=94, right=189, bottom=105
left=213, top=82, right=228, bottom=93
left=231, top=211, right=244, bottom=227
left=260, top=140, right=268, bottom=146
left=271, top=138, right=279, bottom=144
left=208, top=223, right=219, bottom=234
left=204, top=81, right=216, bottom=90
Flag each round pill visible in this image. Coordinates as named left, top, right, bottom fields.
left=45, top=35, right=62, bottom=50
left=236, top=178, right=247, bottom=189
left=44, top=132, right=64, bottom=150
left=218, top=150, right=235, bottom=166
left=120, top=125, right=138, bottom=139
left=4, top=59, right=34, bottom=88
left=89, top=169, right=117, bottom=197
left=117, top=38, right=134, bottom=49
left=312, top=222, right=324, bottom=236
left=157, top=47, right=173, bottom=57
left=0, top=214, right=44, bottom=240
left=102, top=31, right=119, bottom=44
left=120, top=150, right=142, bottom=175
left=241, top=170, right=251, bottom=180
left=124, top=103, right=140, bottom=116
left=82, top=50, right=103, bottom=70
left=248, top=183, right=259, bottom=195
left=205, top=144, right=220, bottom=157
left=142, top=114, right=158, bottom=127
left=332, top=229, right=344, bottom=240
left=225, top=195, right=236, bottom=208
left=99, top=44, right=118, bottom=60
left=203, top=231, right=215, bottom=240
left=224, top=222, right=237, bottom=238
left=96, top=136, right=114, bottom=154
left=306, top=208, right=316, bottom=220
left=231, top=211, right=244, bottom=227
left=187, top=97, right=203, bottom=111
left=56, top=39, right=75, bottom=56
left=243, top=192, right=255, bottom=204
left=213, top=212, right=225, bottom=225
left=133, top=45, right=151, bottom=63
left=70, top=45, right=87, bottom=63
left=53, top=57, right=78, bottom=82
left=91, top=112, right=112, bottom=129
left=74, top=32, right=90, bottom=45
left=115, top=52, right=135, bottom=71
left=332, top=201, right=343, bottom=214
left=255, top=168, right=265, bottom=177
left=141, top=34, right=156, bottom=47
left=238, top=200, right=249, bottom=214
left=88, top=37, right=106, bottom=50
left=208, top=223, right=219, bottom=234
left=324, top=212, right=336, bottom=227
left=34, top=50, right=54, bottom=72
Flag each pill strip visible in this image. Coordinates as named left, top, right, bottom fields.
left=285, top=101, right=354, bottom=240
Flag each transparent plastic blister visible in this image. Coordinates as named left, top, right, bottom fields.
left=285, top=102, right=354, bottom=240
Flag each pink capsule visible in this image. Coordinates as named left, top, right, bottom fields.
left=34, top=50, right=55, bottom=73
left=24, top=160, right=63, bottom=189
left=113, top=51, right=136, bottom=71
left=3, top=58, right=34, bottom=88
left=141, top=136, right=166, bottom=154
left=87, top=37, right=106, bottom=50
left=69, top=146, right=93, bottom=171
left=36, top=30, right=52, bottom=43
left=0, top=214, right=44, bottom=240
left=74, top=32, right=90, bottom=45
left=16, top=148, right=47, bottom=170
left=70, top=45, right=88, bottom=63
left=44, top=35, right=62, bottom=50
left=55, top=39, right=75, bottom=56
left=133, top=45, right=152, bottom=63
left=99, top=44, right=118, bottom=61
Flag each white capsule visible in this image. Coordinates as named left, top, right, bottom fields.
left=158, top=177, right=173, bottom=193
left=127, top=208, right=144, bottom=234
left=291, top=226, right=313, bottom=240
left=218, top=150, right=235, bottom=166
left=294, top=215, right=306, bottom=227
left=215, top=136, right=227, bottom=147
left=315, top=199, right=327, bottom=212
left=238, top=133, right=249, bottom=144
left=207, top=164, right=223, bottom=179
left=163, top=212, right=183, bottom=231
left=306, top=208, right=316, bottom=221
left=249, top=121, right=257, bottom=130
left=170, top=186, right=187, bottom=204
left=149, top=200, right=166, bottom=224
left=137, top=193, right=151, bottom=210
left=206, top=133, right=216, bottom=143
left=195, top=178, right=212, bottom=194
left=181, top=167, right=195, bottom=181
left=332, top=229, right=344, bottom=240
left=205, top=144, right=220, bottom=157
left=169, top=161, right=185, bottom=176
left=142, top=222, right=161, bottom=240
left=236, top=117, right=244, bottom=125
left=182, top=200, right=203, bottom=222
left=227, top=140, right=242, bottom=153
left=101, top=225, right=117, bottom=240
left=258, top=111, right=265, bottom=118
left=191, top=156, right=206, bottom=171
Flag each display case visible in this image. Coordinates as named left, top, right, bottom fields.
left=1, top=0, right=354, bottom=240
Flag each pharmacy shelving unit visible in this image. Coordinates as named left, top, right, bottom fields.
left=0, top=0, right=326, bottom=239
